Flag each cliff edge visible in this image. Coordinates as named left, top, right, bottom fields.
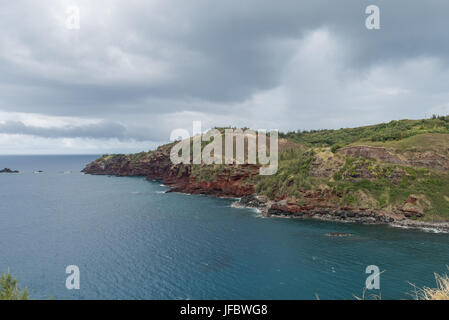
left=83, top=119, right=449, bottom=230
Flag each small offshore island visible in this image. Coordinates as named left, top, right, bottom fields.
left=83, top=117, right=449, bottom=232
left=0, top=168, right=19, bottom=173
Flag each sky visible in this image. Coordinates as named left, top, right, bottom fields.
left=1, top=0, right=449, bottom=154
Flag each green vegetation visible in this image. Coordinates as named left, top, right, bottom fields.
left=0, top=271, right=28, bottom=300
left=191, top=164, right=221, bottom=181
left=254, top=140, right=449, bottom=220
left=91, top=116, right=449, bottom=221
left=128, top=151, right=151, bottom=162
left=256, top=148, right=315, bottom=199
left=281, top=116, right=449, bottom=148
left=353, top=133, right=449, bottom=156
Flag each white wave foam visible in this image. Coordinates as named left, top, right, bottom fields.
left=422, top=227, right=448, bottom=234
left=391, top=223, right=448, bottom=234
left=230, top=202, right=263, bottom=217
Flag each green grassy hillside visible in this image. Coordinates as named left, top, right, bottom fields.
left=258, top=117, right=449, bottom=221
left=281, top=116, right=449, bottom=148
left=88, top=117, right=449, bottom=221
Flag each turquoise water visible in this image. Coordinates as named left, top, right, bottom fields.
left=0, top=155, right=448, bottom=300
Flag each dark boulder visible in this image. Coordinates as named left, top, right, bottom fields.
left=0, top=168, right=19, bottom=173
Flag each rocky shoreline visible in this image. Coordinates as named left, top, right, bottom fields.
left=234, top=194, right=449, bottom=233
left=81, top=146, right=449, bottom=234
left=389, top=220, right=449, bottom=233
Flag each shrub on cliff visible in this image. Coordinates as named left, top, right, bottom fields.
left=330, top=144, right=342, bottom=153
left=0, top=271, right=29, bottom=300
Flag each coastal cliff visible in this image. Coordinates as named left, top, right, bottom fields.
left=83, top=118, right=449, bottom=231
left=82, top=142, right=259, bottom=197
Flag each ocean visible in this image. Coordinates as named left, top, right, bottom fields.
left=0, top=155, right=448, bottom=300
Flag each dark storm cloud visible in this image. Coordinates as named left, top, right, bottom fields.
left=1, top=0, right=449, bottom=149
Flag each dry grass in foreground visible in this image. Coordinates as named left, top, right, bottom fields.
left=412, top=271, right=449, bottom=300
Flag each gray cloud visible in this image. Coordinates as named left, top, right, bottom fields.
left=0, top=120, right=127, bottom=140
left=1, top=0, right=449, bottom=152
left=0, top=118, right=177, bottom=142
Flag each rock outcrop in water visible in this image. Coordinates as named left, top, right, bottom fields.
left=0, top=168, right=19, bottom=173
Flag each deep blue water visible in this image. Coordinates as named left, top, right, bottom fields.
left=1, top=155, right=449, bottom=300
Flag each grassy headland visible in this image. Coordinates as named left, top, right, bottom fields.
left=84, top=117, right=449, bottom=222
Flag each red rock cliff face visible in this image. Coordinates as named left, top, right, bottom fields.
left=163, top=164, right=258, bottom=197
left=82, top=145, right=259, bottom=198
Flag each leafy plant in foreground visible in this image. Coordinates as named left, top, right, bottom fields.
left=0, top=271, right=29, bottom=300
